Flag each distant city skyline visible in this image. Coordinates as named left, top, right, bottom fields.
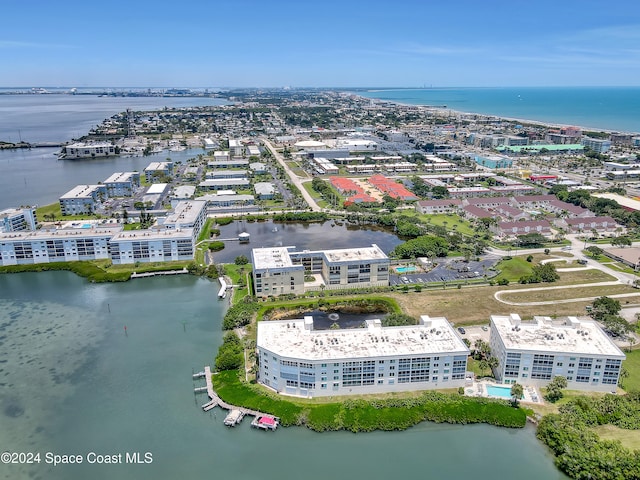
left=2, top=0, right=639, bottom=88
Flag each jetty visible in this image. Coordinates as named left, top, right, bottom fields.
left=194, top=366, right=280, bottom=430
left=130, top=268, right=188, bottom=279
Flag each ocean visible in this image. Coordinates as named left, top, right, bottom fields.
left=360, top=87, right=640, bottom=133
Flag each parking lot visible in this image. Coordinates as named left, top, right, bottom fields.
left=390, top=254, right=501, bottom=286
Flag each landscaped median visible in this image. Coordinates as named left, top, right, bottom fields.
left=212, top=370, right=527, bottom=432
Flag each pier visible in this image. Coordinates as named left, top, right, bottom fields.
left=130, top=268, right=189, bottom=279
left=217, top=277, right=228, bottom=298
left=194, top=366, right=279, bottom=430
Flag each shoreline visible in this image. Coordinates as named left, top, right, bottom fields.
left=356, top=89, right=640, bottom=135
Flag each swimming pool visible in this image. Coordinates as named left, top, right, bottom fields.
left=82, top=224, right=92, bottom=229
left=485, top=385, right=513, bottom=399
left=396, top=266, right=417, bottom=273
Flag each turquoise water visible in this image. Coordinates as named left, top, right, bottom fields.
left=396, top=266, right=417, bottom=273
left=486, top=385, right=514, bottom=399
left=360, top=87, right=640, bottom=133
left=0, top=272, right=567, bottom=480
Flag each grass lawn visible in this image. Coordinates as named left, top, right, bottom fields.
left=421, top=213, right=475, bottom=236
left=492, top=257, right=533, bottom=282
left=622, top=349, right=640, bottom=392
left=36, top=202, right=98, bottom=221
left=211, top=370, right=527, bottom=431
left=224, top=264, right=252, bottom=303
left=302, top=182, right=332, bottom=208
left=498, top=284, right=638, bottom=304
left=387, top=283, right=617, bottom=324
left=592, top=424, right=640, bottom=451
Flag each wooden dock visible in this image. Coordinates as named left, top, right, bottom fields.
left=195, top=366, right=279, bottom=430
left=131, top=268, right=188, bottom=279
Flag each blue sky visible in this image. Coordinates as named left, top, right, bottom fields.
left=2, top=0, right=639, bottom=87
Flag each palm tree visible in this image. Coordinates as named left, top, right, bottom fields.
left=510, top=383, right=523, bottom=406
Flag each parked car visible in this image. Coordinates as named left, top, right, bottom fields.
left=457, top=327, right=466, bottom=334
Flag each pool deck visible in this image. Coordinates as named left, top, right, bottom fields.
left=464, top=379, right=541, bottom=404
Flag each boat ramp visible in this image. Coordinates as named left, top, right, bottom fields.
left=193, top=366, right=279, bottom=431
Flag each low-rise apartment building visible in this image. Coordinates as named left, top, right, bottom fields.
left=257, top=315, right=469, bottom=397
left=490, top=314, right=625, bottom=392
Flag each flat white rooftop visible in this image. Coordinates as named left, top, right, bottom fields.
left=104, top=172, right=138, bottom=183
left=110, top=228, right=194, bottom=241
left=66, top=142, right=113, bottom=148
left=323, top=244, right=387, bottom=263
left=0, top=227, right=123, bottom=241
left=60, top=185, right=103, bottom=199
left=163, top=200, right=206, bottom=225
left=491, top=314, right=625, bottom=358
left=252, top=246, right=299, bottom=270
left=146, top=183, right=168, bottom=194
left=172, top=186, right=196, bottom=198
left=258, top=316, right=469, bottom=361
left=145, top=161, right=171, bottom=171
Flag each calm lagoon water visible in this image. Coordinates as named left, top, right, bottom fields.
left=0, top=147, right=207, bottom=209
left=213, top=219, right=404, bottom=262
left=0, top=94, right=227, bottom=144
left=0, top=272, right=566, bottom=480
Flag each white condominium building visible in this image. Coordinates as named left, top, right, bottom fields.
left=144, top=161, right=173, bottom=182
left=490, top=314, right=625, bottom=392
left=251, top=244, right=390, bottom=298
left=252, top=246, right=306, bottom=297
left=0, top=228, right=118, bottom=265
left=59, top=185, right=108, bottom=216
left=61, top=142, right=117, bottom=159
left=108, top=228, right=195, bottom=265
left=257, top=315, right=469, bottom=397
left=103, top=172, right=140, bottom=197
left=0, top=207, right=37, bottom=232
left=160, top=200, right=207, bottom=239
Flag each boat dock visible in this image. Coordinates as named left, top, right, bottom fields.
left=194, top=366, right=279, bottom=430
left=217, top=277, right=227, bottom=298
left=131, top=268, right=189, bottom=279
left=224, top=409, right=244, bottom=426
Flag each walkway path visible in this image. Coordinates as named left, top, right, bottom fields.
left=199, top=366, right=277, bottom=421
left=494, top=281, right=640, bottom=306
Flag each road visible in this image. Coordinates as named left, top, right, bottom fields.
left=261, top=138, right=321, bottom=212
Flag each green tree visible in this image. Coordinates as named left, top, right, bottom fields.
left=234, top=255, right=249, bottom=265
left=611, top=236, right=632, bottom=248
left=591, top=296, right=621, bottom=321
left=510, top=383, right=524, bottom=407
left=392, top=235, right=449, bottom=259
left=586, top=245, right=604, bottom=258
left=431, top=186, right=449, bottom=199
left=600, top=314, right=632, bottom=338
left=544, top=376, right=568, bottom=403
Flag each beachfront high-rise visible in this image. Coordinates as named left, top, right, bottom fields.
left=257, top=315, right=469, bottom=397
